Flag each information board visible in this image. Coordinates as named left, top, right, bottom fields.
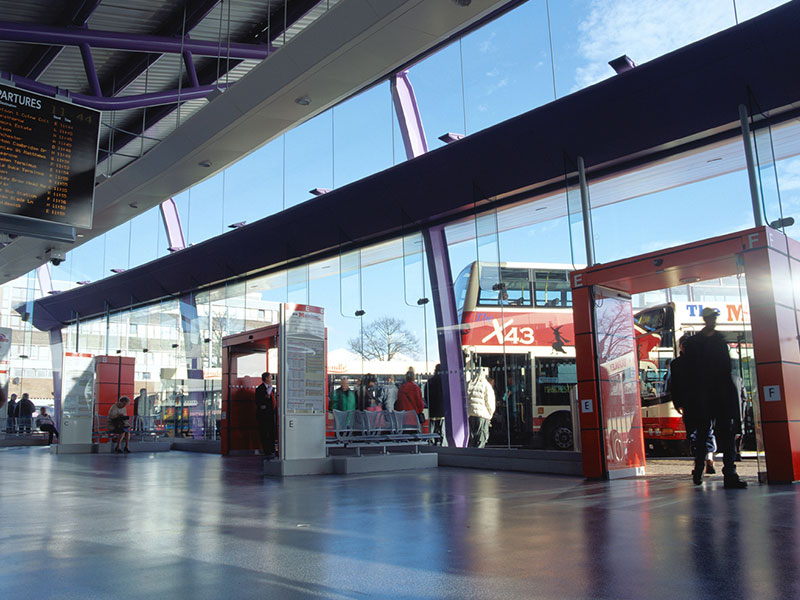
left=0, top=84, right=99, bottom=228
left=283, top=304, right=325, bottom=414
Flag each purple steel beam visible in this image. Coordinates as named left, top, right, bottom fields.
left=0, top=21, right=269, bottom=61
left=160, top=198, right=186, bottom=251
left=6, top=72, right=229, bottom=111
left=182, top=50, right=200, bottom=89
left=36, top=264, right=54, bottom=295
left=99, top=0, right=318, bottom=160
left=49, top=329, right=64, bottom=431
left=107, top=0, right=222, bottom=98
left=391, top=68, right=467, bottom=445
left=78, top=43, right=102, bottom=97
left=423, top=225, right=468, bottom=447
left=391, top=70, right=429, bottom=159
left=22, top=0, right=103, bottom=80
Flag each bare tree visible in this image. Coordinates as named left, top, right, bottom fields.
left=348, top=317, right=420, bottom=361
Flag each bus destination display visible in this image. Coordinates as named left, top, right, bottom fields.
left=0, top=84, right=99, bottom=229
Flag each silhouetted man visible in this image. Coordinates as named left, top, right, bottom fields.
left=684, top=307, right=746, bottom=488
left=255, top=372, right=277, bottom=458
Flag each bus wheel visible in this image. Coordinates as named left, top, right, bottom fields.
left=545, top=413, right=574, bottom=451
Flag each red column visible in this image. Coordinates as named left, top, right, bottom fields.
left=571, top=283, right=604, bottom=478
left=743, top=228, right=800, bottom=483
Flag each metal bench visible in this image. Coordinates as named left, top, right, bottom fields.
left=327, top=410, right=439, bottom=456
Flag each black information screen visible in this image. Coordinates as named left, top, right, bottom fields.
left=0, top=84, right=99, bottom=229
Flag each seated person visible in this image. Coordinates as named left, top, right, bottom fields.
left=36, top=407, right=59, bottom=445
left=108, top=396, right=132, bottom=454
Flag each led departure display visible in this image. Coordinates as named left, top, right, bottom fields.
left=0, top=84, right=99, bottom=229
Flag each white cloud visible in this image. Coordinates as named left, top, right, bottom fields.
left=479, top=31, right=497, bottom=54
left=572, top=0, right=789, bottom=92
left=778, top=157, right=800, bottom=192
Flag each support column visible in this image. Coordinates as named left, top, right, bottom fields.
left=160, top=197, right=186, bottom=251
left=423, top=225, right=468, bottom=447
left=570, top=277, right=604, bottom=478
left=739, top=104, right=765, bottom=228
left=49, top=329, right=63, bottom=430
left=741, top=227, right=800, bottom=483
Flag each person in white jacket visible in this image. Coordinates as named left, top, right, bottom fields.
left=467, top=369, right=495, bottom=448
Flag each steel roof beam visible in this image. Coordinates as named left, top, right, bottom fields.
left=20, top=0, right=103, bottom=80
left=6, top=71, right=230, bottom=111
left=105, top=0, right=221, bottom=99
left=99, top=1, right=319, bottom=162
left=0, top=21, right=269, bottom=60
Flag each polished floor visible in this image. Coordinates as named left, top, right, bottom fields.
left=0, top=447, right=797, bottom=600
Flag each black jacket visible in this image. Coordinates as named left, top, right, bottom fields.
left=254, top=383, right=275, bottom=416
left=426, top=373, right=444, bottom=418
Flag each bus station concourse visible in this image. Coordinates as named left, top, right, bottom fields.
left=4, top=1, right=800, bottom=598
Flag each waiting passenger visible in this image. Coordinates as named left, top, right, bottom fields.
left=467, top=369, right=495, bottom=448
left=331, top=377, right=356, bottom=412
left=36, top=407, right=58, bottom=445
left=426, top=364, right=445, bottom=444
left=381, top=375, right=398, bottom=411
left=5, top=392, right=16, bottom=433
left=254, top=372, right=277, bottom=459
left=16, top=393, right=35, bottom=434
left=108, top=396, right=131, bottom=454
left=361, top=375, right=382, bottom=411
left=396, top=371, right=425, bottom=426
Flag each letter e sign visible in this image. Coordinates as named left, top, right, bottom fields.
left=581, top=399, right=593, bottom=413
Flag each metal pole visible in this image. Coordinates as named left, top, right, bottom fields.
left=739, top=104, right=764, bottom=227
left=577, top=156, right=595, bottom=266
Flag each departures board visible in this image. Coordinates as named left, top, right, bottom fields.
left=0, top=84, right=100, bottom=229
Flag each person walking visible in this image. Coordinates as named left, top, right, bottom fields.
left=668, top=335, right=716, bottom=474
left=467, top=369, right=495, bottom=448
left=331, top=377, right=357, bottom=412
left=426, top=364, right=445, bottom=444
left=36, top=407, right=58, bottom=445
left=254, top=372, right=277, bottom=458
left=17, top=393, right=35, bottom=434
left=684, top=307, right=747, bottom=488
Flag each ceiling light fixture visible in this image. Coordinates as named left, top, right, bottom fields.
left=295, top=95, right=311, bottom=106
left=438, top=132, right=465, bottom=144
left=198, top=160, right=213, bottom=168
left=608, top=55, right=636, bottom=74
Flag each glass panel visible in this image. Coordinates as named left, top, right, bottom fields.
left=593, top=286, right=646, bottom=475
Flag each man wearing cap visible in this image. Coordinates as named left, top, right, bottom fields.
left=684, top=306, right=747, bottom=488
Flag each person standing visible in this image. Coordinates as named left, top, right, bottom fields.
left=17, top=393, right=35, bottom=434
left=426, top=364, right=445, bottom=444
left=396, top=371, right=425, bottom=426
left=668, top=335, right=716, bottom=474
left=5, top=393, right=17, bottom=433
left=381, top=375, right=398, bottom=411
left=684, top=307, right=747, bottom=488
left=467, top=369, right=495, bottom=448
left=36, top=407, right=58, bottom=445
left=254, top=372, right=277, bottom=458
left=331, top=377, right=357, bottom=412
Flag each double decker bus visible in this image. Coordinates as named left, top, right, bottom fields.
left=454, top=261, right=576, bottom=449
left=634, top=301, right=754, bottom=454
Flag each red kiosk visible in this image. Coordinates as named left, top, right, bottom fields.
left=571, top=226, right=800, bottom=483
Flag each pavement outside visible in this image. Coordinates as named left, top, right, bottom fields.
left=0, top=447, right=795, bottom=600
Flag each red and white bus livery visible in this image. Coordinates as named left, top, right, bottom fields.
left=455, top=261, right=577, bottom=449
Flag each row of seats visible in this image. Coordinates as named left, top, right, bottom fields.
left=329, top=409, right=438, bottom=454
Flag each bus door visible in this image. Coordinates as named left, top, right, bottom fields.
left=533, top=356, right=577, bottom=450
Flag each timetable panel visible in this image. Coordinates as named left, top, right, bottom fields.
left=0, top=84, right=99, bottom=228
